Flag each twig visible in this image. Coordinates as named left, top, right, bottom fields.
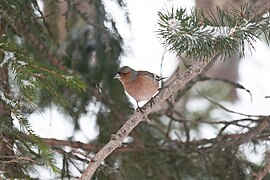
left=198, top=75, right=253, bottom=102
left=165, top=118, right=173, bottom=138
left=197, top=90, right=260, bottom=118
left=229, top=117, right=270, bottom=147
left=71, top=149, right=94, bottom=161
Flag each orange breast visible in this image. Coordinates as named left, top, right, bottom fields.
left=123, top=75, right=159, bottom=102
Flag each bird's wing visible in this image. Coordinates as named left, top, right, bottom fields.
left=138, top=71, right=165, bottom=81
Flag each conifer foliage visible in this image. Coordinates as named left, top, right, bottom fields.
left=1, top=0, right=270, bottom=179
left=0, top=0, right=127, bottom=178
left=157, top=6, right=270, bottom=58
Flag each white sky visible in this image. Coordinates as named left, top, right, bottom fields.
left=109, top=0, right=194, bottom=75
left=28, top=0, right=270, bottom=176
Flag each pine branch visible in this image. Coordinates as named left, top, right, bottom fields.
left=0, top=38, right=86, bottom=107
left=0, top=26, right=85, bottom=176
left=0, top=1, right=64, bottom=70
left=157, top=6, right=270, bottom=59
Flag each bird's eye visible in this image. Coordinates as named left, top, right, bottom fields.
left=118, top=71, right=128, bottom=75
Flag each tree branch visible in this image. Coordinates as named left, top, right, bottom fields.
left=79, top=56, right=214, bottom=179
left=42, top=138, right=140, bottom=153
left=230, top=117, right=270, bottom=147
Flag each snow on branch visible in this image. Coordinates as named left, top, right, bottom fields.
left=157, top=7, right=270, bottom=59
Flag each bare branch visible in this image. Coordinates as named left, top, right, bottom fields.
left=79, top=56, right=215, bottom=179
left=197, top=75, right=253, bottom=102
left=198, top=91, right=259, bottom=118
left=230, top=117, right=270, bottom=147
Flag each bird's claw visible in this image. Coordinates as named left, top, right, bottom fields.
left=149, top=97, right=155, bottom=108
left=136, top=106, right=144, bottom=112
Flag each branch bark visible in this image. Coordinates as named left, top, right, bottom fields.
left=79, top=57, right=214, bottom=179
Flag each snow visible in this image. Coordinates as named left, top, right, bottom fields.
left=17, top=60, right=28, bottom=66
left=0, top=51, right=14, bottom=67
left=0, top=90, right=17, bottom=108
left=61, top=75, right=73, bottom=82
left=27, top=0, right=270, bottom=174
left=21, top=80, right=34, bottom=87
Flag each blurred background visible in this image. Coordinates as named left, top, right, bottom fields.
left=1, top=0, right=270, bottom=179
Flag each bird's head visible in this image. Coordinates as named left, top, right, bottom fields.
left=114, top=66, right=136, bottom=83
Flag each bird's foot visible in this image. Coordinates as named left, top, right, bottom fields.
left=149, top=97, right=155, bottom=108
left=136, top=106, right=144, bottom=112
left=135, top=101, right=144, bottom=112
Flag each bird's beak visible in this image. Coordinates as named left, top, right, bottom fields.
left=114, top=73, right=120, bottom=79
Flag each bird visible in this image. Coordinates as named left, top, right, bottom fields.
left=114, top=66, right=165, bottom=109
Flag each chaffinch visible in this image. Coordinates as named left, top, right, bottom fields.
left=114, top=66, right=165, bottom=109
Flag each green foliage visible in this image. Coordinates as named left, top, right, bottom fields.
left=0, top=38, right=86, bottom=107
left=0, top=36, right=87, bottom=177
left=0, top=0, right=131, bottom=178
left=1, top=0, right=270, bottom=179
left=0, top=114, right=60, bottom=174
left=157, top=6, right=270, bottom=59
